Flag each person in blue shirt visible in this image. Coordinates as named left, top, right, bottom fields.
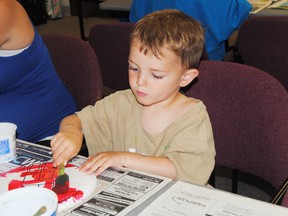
left=129, top=0, right=252, bottom=61
left=0, top=0, right=76, bottom=142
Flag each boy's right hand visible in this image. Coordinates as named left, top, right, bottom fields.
left=50, top=130, right=83, bottom=167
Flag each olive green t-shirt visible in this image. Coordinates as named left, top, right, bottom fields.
left=77, top=89, right=215, bottom=185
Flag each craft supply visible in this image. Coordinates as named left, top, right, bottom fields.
left=0, top=187, right=57, bottom=216
left=52, top=163, right=69, bottom=194
left=0, top=122, right=17, bottom=163
left=33, top=206, right=47, bottom=216
left=0, top=162, right=97, bottom=213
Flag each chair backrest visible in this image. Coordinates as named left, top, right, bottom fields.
left=236, top=16, right=288, bottom=91
left=42, top=33, right=103, bottom=110
left=185, top=60, right=288, bottom=191
left=88, top=22, right=209, bottom=94
left=282, top=191, right=288, bottom=207
left=271, top=177, right=288, bottom=205
left=89, top=22, right=133, bottom=91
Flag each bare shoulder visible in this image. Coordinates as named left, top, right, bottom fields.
left=0, top=1, right=12, bottom=46
left=0, top=0, right=34, bottom=49
left=0, top=0, right=11, bottom=26
left=0, top=0, right=18, bottom=21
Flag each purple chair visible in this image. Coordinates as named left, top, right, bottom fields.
left=89, top=22, right=133, bottom=92
left=282, top=190, right=288, bottom=207
left=42, top=33, right=103, bottom=110
left=185, top=60, right=288, bottom=197
left=271, top=177, right=288, bottom=206
left=235, top=16, right=288, bottom=91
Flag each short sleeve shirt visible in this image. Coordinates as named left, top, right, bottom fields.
left=77, top=90, right=215, bottom=185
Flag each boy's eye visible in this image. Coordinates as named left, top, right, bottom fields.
left=128, top=65, right=138, bottom=72
left=152, top=74, right=163, bottom=79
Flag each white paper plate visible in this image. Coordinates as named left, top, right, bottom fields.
left=0, top=163, right=97, bottom=213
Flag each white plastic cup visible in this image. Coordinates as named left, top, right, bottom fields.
left=0, top=122, right=17, bottom=163
left=0, top=187, right=58, bottom=216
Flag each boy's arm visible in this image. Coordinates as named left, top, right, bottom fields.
left=124, top=153, right=177, bottom=179
left=51, top=114, right=83, bottom=166
left=80, top=152, right=177, bottom=180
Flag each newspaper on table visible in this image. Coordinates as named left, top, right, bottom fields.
left=138, top=181, right=288, bottom=216
left=0, top=140, right=172, bottom=216
left=248, top=0, right=273, bottom=13
left=70, top=168, right=171, bottom=216
left=0, top=140, right=54, bottom=173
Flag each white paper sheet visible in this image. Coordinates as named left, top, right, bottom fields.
left=139, top=181, right=288, bottom=216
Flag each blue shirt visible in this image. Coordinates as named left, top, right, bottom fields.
left=0, top=29, right=76, bottom=142
left=129, top=0, right=252, bottom=60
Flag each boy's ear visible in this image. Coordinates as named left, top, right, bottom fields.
left=179, top=69, right=199, bottom=87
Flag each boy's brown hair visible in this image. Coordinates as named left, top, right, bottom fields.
left=130, top=9, right=205, bottom=69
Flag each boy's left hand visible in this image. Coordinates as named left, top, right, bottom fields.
left=79, top=152, right=126, bottom=175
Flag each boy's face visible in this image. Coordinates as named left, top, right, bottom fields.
left=128, top=41, right=195, bottom=107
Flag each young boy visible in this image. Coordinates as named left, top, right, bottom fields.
left=51, top=10, right=216, bottom=186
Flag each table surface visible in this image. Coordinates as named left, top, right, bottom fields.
left=1, top=140, right=288, bottom=216
left=99, top=0, right=132, bottom=11
left=98, top=0, right=288, bottom=15
left=254, top=7, right=288, bottom=16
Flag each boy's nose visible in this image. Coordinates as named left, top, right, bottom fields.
left=136, top=74, right=147, bottom=86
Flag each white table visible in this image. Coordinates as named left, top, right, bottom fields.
left=2, top=140, right=288, bottom=216
left=131, top=181, right=288, bottom=216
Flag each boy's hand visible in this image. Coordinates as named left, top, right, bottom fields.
left=79, top=152, right=127, bottom=175
left=50, top=130, right=83, bottom=167
left=79, top=151, right=177, bottom=179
